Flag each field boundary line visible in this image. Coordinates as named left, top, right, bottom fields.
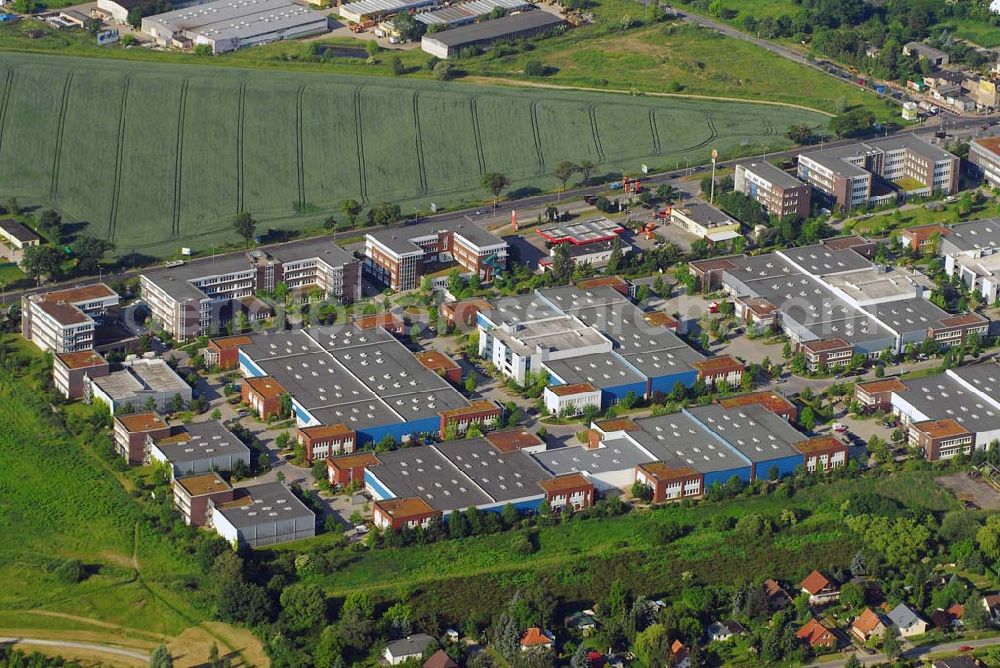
left=587, top=104, right=604, bottom=163
left=528, top=100, right=544, bottom=174
left=171, top=79, right=189, bottom=238
left=469, top=95, right=486, bottom=176
left=412, top=91, right=428, bottom=195
left=352, top=86, right=368, bottom=203
left=648, top=109, right=662, bottom=155
left=0, top=68, right=16, bottom=160
left=49, top=71, right=74, bottom=200
left=295, top=85, right=305, bottom=209
left=236, top=80, right=246, bottom=214
left=463, top=76, right=836, bottom=116
left=107, top=73, right=131, bottom=243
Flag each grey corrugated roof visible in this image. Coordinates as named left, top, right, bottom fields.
left=421, top=9, right=562, bottom=47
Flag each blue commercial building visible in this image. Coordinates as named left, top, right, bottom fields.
left=234, top=325, right=497, bottom=446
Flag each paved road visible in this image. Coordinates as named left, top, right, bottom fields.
left=0, top=637, right=149, bottom=662
left=4, top=111, right=994, bottom=309
left=813, top=634, right=1000, bottom=667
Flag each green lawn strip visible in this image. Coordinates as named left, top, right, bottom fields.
left=275, top=471, right=952, bottom=604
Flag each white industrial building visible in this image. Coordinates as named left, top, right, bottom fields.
left=141, top=0, right=330, bottom=53
left=338, top=0, right=435, bottom=23
left=148, top=420, right=251, bottom=478
left=86, top=358, right=192, bottom=415
left=209, top=481, right=315, bottom=548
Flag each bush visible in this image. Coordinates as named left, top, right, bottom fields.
left=54, top=558, right=85, bottom=584
left=511, top=531, right=537, bottom=556
left=434, top=62, right=456, bottom=81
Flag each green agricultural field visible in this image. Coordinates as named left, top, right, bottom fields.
left=0, top=52, right=827, bottom=259
left=0, top=339, right=204, bottom=636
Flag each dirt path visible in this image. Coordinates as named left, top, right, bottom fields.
left=463, top=76, right=836, bottom=116
left=0, top=637, right=149, bottom=663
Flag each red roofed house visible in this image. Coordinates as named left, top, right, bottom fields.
left=415, top=350, right=463, bottom=384
left=373, top=497, right=441, bottom=531
left=538, top=473, right=595, bottom=512
left=241, top=376, right=287, bottom=420
left=670, top=640, right=690, bottom=668
left=909, top=418, right=975, bottom=461
left=928, top=312, right=989, bottom=348
left=438, top=400, right=501, bottom=437
left=519, top=627, right=555, bottom=651
left=800, top=338, right=853, bottom=373
left=298, top=423, right=356, bottom=461
left=354, top=313, right=405, bottom=335
left=634, top=462, right=703, bottom=502
left=423, top=649, right=458, bottom=668
left=797, top=618, right=836, bottom=651
left=692, top=355, right=745, bottom=389
left=327, top=451, right=379, bottom=488
left=113, top=412, right=170, bottom=465
left=794, top=436, right=848, bottom=473
left=718, top=390, right=797, bottom=422
left=855, top=378, right=907, bottom=413
left=801, top=570, right=840, bottom=605
left=53, top=350, right=110, bottom=399
left=203, top=334, right=253, bottom=370
left=851, top=608, right=888, bottom=643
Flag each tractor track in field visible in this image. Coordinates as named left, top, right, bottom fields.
left=412, top=91, right=428, bottom=195
left=0, top=68, right=16, bottom=159
left=49, top=72, right=74, bottom=200
left=469, top=95, right=486, bottom=176
left=352, top=86, right=368, bottom=203
left=648, top=109, right=662, bottom=156
left=295, top=85, right=306, bottom=209
left=528, top=100, right=544, bottom=174
left=588, top=105, right=605, bottom=163
left=235, top=80, right=247, bottom=214
left=107, top=73, right=131, bottom=243
left=682, top=113, right=718, bottom=153
left=171, top=79, right=189, bottom=238
left=762, top=118, right=775, bottom=136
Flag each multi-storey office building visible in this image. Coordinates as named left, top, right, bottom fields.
left=22, top=284, right=119, bottom=353
left=970, top=137, right=1000, bottom=188
left=734, top=161, right=811, bottom=220
left=140, top=238, right=360, bottom=340
left=797, top=136, right=958, bottom=211
left=364, top=221, right=507, bottom=291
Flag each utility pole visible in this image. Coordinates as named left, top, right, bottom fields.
left=709, top=148, right=718, bottom=205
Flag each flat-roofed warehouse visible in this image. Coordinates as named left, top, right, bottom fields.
left=421, top=10, right=564, bottom=59
left=337, top=0, right=435, bottom=23
left=141, top=0, right=331, bottom=53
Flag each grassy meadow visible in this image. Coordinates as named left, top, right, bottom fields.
left=0, top=50, right=827, bottom=258
left=0, top=339, right=205, bottom=636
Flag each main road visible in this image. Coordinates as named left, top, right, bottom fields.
left=812, top=634, right=1000, bottom=667
left=3, top=115, right=994, bottom=308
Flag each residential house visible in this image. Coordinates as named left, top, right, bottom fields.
left=887, top=603, right=929, bottom=637
left=706, top=620, right=746, bottom=642
left=565, top=610, right=598, bottom=635
left=797, top=618, right=837, bottom=651
left=670, top=640, right=690, bottom=668
left=932, top=657, right=983, bottom=668
left=801, top=570, right=840, bottom=605
left=983, top=593, right=1000, bottom=624
left=764, top=578, right=792, bottom=611
left=423, top=650, right=457, bottom=668
left=520, top=627, right=555, bottom=651
left=850, top=607, right=888, bottom=644
left=383, top=634, right=436, bottom=665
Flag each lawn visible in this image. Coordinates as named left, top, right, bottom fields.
left=277, top=471, right=955, bottom=622
left=0, top=337, right=205, bottom=636
left=938, top=19, right=1000, bottom=48
left=0, top=50, right=828, bottom=259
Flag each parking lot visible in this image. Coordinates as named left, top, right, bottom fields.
left=935, top=472, right=1000, bottom=510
